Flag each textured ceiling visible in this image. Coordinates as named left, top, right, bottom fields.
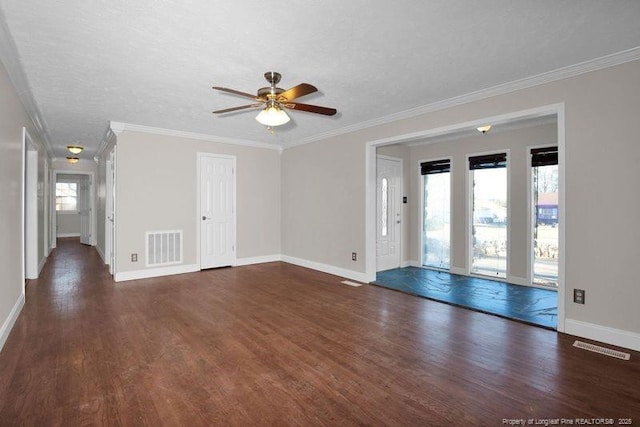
left=1, top=1, right=640, bottom=158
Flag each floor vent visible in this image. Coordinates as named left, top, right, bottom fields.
left=573, top=340, right=630, bottom=360
left=146, top=230, right=183, bottom=267
left=341, top=280, right=363, bottom=287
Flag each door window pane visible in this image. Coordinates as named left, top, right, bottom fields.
left=423, top=172, right=450, bottom=269
left=471, top=168, right=507, bottom=278
left=381, top=178, right=388, bottom=237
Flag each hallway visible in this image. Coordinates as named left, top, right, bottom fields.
left=1, top=239, right=639, bottom=424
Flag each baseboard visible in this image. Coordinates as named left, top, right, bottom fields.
left=507, top=275, right=528, bottom=287
left=564, top=318, right=640, bottom=352
left=450, top=267, right=466, bottom=275
left=38, top=256, right=47, bottom=274
left=235, top=254, right=282, bottom=266
left=95, top=245, right=105, bottom=263
left=57, top=233, right=80, bottom=238
left=114, top=264, right=199, bottom=282
left=408, top=260, right=421, bottom=268
left=281, top=255, right=369, bottom=283
left=0, top=293, right=25, bottom=353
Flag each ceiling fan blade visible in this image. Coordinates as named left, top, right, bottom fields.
left=212, top=103, right=263, bottom=114
left=212, top=86, right=260, bottom=100
left=277, top=83, right=317, bottom=102
left=284, top=102, right=337, bottom=116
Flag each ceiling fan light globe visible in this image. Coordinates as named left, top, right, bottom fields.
left=255, top=106, right=290, bottom=127
left=67, top=145, right=83, bottom=154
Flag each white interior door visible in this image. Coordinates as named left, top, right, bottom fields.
left=376, top=156, right=402, bottom=272
left=79, top=176, right=91, bottom=245
left=200, top=155, right=235, bottom=269
left=105, top=150, right=115, bottom=273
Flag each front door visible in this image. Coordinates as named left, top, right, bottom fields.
left=376, top=156, right=402, bottom=271
left=200, top=155, right=235, bottom=269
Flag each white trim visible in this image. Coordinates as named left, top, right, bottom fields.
left=114, top=263, right=199, bottom=282
left=38, top=256, right=47, bottom=274
left=111, top=121, right=282, bottom=152
left=24, top=130, right=38, bottom=280
left=0, top=294, right=25, bottom=353
left=507, top=276, right=528, bottom=287
left=96, top=244, right=105, bottom=263
left=400, top=260, right=412, bottom=268
left=52, top=170, right=97, bottom=247
left=57, top=232, right=80, bottom=238
left=286, top=47, right=640, bottom=149
left=408, top=260, right=421, bottom=268
left=450, top=266, right=466, bottom=276
left=565, top=319, right=640, bottom=352
left=235, top=254, right=282, bottom=266
left=556, top=106, right=566, bottom=332
left=282, top=255, right=369, bottom=283
left=418, top=155, right=453, bottom=270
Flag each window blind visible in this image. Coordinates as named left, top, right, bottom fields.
left=468, top=153, right=507, bottom=170
left=421, top=159, right=450, bottom=175
left=531, top=146, right=558, bottom=167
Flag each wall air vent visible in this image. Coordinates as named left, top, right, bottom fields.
left=145, top=230, right=183, bottom=267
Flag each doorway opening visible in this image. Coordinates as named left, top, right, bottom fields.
left=366, top=104, right=565, bottom=331
left=52, top=171, right=96, bottom=249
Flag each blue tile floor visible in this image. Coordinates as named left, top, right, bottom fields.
left=373, top=267, right=557, bottom=329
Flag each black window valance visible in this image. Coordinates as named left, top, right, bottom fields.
left=468, top=153, right=507, bottom=170
left=531, top=146, right=558, bottom=167
left=421, top=159, right=450, bottom=175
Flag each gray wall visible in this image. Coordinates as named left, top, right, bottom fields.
left=115, top=131, right=281, bottom=273
left=281, top=59, right=640, bottom=339
left=0, top=58, right=47, bottom=350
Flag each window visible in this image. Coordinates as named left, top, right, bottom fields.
left=421, top=159, right=451, bottom=269
left=56, top=182, right=77, bottom=211
left=531, top=147, right=559, bottom=287
left=381, top=178, right=388, bottom=237
left=469, top=153, right=507, bottom=278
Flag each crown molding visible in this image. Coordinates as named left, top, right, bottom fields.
left=109, top=121, right=283, bottom=152
left=0, top=16, right=55, bottom=159
left=284, top=46, right=640, bottom=150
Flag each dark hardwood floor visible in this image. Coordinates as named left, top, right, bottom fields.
left=1, top=239, right=639, bottom=425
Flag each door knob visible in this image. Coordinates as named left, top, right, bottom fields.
left=202, top=216, right=210, bottom=220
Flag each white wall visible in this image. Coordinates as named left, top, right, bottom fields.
left=0, top=58, right=47, bottom=351
left=115, top=131, right=281, bottom=275
left=281, top=59, right=640, bottom=349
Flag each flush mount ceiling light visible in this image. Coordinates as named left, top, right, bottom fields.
left=212, top=71, right=336, bottom=128
left=477, top=125, right=492, bottom=134
left=255, top=102, right=290, bottom=127
left=67, top=145, right=83, bottom=154
left=66, top=156, right=79, bottom=164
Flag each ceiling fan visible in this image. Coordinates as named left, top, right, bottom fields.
left=212, top=72, right=337, bottom=127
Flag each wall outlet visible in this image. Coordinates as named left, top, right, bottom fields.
left=131, top=253, right=138, bottom=262
left=352, top=252, right=357, bottom=261
left=573, top=289, right=585, bottom=304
